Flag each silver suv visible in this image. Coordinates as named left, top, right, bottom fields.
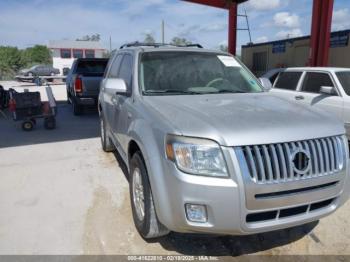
left=98, top=43, right=350, bottom=239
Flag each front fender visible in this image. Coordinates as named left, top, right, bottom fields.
left=127, top=118, right=175, bottom=228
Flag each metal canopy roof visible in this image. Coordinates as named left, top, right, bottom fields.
left=182, top=0, right=248, bottom=9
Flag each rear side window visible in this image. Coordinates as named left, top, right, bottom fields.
left=301, top=72, right=334, bottom=94
left=336, top=71, right=350, bottom=96
left=118, top=55, right=133, bottom=90
left=274, top=72, right=302, bottom=90
left=76, top=60, right=108, bottom=76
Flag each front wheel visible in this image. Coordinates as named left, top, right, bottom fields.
left=130, top=152, right=169, bottom=239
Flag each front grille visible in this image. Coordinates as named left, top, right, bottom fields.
left=246, top=198, right=336, bottom=223
left=239, top=136, right=345, bottom=184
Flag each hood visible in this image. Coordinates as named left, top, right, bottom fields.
left=143, top=93, right=345, bottom=146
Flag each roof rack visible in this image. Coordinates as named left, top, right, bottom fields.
left=119, top=41, right=203, bottom=49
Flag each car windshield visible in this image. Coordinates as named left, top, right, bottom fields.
left=336, top=71, right=350, bottom=96
left=140, top=51, right=262, bottom=95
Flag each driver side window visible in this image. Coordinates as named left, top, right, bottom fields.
left=107, top=55, right=123, bottom=79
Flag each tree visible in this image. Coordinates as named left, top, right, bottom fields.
left=22, top=45, right=52, bottom=66
left=170, top=37, right=192, bottom=46
left=0, top=46, right=24, bottom=79
left=144, top=33, right=156, bottom=44
left=76, top=33, right=100, bottom=42
left=219, top=44, right=228, bottom=52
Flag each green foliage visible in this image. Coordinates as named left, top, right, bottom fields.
left=170, top=37, right=192, bottom=46
left=219, top=44, right=228, bottom=53
left=144, top=33, right=156, bottom=44
left=76, top=34, right=101, bottom=41
left=0, top=45, right=52, bottom=80
left=0, top=46, right=24, bottom=79
left=22, top=45, right=52, bottom=66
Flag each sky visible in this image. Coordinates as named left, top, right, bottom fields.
left=0, top=0, right=349, bottom=54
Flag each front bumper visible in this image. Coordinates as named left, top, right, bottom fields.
left=151, top=146, right=350, bottom=235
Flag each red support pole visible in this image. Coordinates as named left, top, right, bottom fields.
left=318, top=0, right=334, bottom=66
left=309, top=0, right=334, bottom=66
left=228, top=2, right=237, bottom=55
left=309, top=0, right=321, bottom=66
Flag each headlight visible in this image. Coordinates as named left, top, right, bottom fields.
left=165, top=135, right=228, bottom=177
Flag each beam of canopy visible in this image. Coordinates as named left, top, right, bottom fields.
left=182, top=0, right=248, bottom=10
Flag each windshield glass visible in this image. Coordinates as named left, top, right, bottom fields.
left=76, top=60, right=108, bottom=76
left=336, top=71, right=350, bottom=96
left=139, top=52, right=262, bottom=95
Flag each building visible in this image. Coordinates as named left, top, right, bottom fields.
left=47, top=40, right=106, bottom=75
left=241, top=30, right=350, bottom=77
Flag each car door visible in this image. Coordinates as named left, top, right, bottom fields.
left=33, top=66, right=40, bottom=75
left=270, top=71, right=303, bottom=99
left=101, top=54, right=123, bottom=140
left=111, top=54, right=133, bottom=156
left=298, top=71, right=343, bottom=119
left=38, top=66, right=46, bottom=76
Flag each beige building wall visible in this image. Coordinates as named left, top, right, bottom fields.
left=242, top=31, right=350, bottom=76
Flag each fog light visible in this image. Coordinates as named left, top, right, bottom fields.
left=185, top=204, right=207, bottom=223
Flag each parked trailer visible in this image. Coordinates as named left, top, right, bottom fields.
left=8, top=85, right=57, bottom=131
left=15, top=75, right=67, bottom=86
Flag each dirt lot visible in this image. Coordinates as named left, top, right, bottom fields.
left=0, top=81, right=350, bottom=256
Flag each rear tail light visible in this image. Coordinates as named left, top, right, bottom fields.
left=74, top=76, right=83, bottom=93
left=8, top=98, right=16, bottom=112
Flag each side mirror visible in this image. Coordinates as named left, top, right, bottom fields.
left=259, top=77, right=272, bottom=92
left=104, top=78, right=128, bottom=95
left=320, top=86, right=336, bottom=95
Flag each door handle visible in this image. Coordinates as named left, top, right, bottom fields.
left=295, top=95, right=304, bottom=100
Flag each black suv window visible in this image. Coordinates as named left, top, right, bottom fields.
left=108, top=55, right=123, bottom=78
left=301, top=72, right=334, bottom=94
left=274, top=72, right=302, bottom=90
left=118, top=55, right=133, bottom=89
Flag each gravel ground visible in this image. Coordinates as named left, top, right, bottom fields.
left=0, top=81, right=349, bottom=256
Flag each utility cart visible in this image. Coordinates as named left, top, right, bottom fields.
left=8, top=85, right=57, bottom=131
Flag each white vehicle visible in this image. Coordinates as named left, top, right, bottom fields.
left=264, top=67, right=350, bottom=139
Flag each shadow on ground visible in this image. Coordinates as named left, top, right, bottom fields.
left=0, top=102, right=99, bottom=148
left=112, top=151, right=317, bottom=256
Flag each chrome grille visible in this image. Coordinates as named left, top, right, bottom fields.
left=238, top=136, right=345, bottom=184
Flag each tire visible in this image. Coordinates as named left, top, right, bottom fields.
left=44, top=117, right=56, bottom=130
left=129, top=152, right=170, bottom=239
left=67, top=91, right=71, bottom=104
left=100, top=115, right=115, bottom=152
left=22, top=120, right=34, bottom=131
left=72, top=100, right=82, bottom=116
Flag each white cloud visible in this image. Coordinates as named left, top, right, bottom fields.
left=273, top=12, right=300, bottom=28
left=332, top=8, right=350, bottom=31
left=255, top=36, right=269, bottom=43
left=246, top=0, right=281, bottom=11
left=201, top=23, right=226, bottom=33
left=275, top=28, right=303, bottom=39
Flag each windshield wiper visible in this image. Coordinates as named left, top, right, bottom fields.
left=215, top=89, right=247, bottom=94
left=144, top=89, right=202, bottom=95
